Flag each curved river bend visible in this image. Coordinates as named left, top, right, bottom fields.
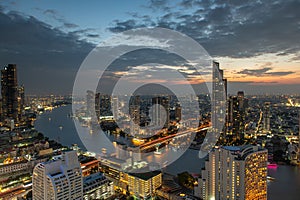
left=35, top=105, right=300, bottom=200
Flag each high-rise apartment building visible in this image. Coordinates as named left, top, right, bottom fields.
left=1, top=64, right=19, bottom=122
left=195, top=145, right=267, bottom=200
left=32, top=151, right=83, bottom=200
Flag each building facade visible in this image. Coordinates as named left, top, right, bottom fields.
left=195, top=145, right=267, bottom=200
left=152, top=96, right=170, bottom=128
left=128, top=171, right=162, bottom=199
left=1, top=64, right=19, bottom=122
left=227, top=92, right=248, bottom=140
left=83, top=172, right=114, bottom=200
left=212, top=61, right=227, bottom=142
left=32, top=151, right=83, bottom=200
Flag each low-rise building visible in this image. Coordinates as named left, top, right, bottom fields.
left=128, top=170, right=162, bottom=199
left=83, top=172, right=114, bottom=200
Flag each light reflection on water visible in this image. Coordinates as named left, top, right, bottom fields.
left=35, top=105, right=300, bottom=199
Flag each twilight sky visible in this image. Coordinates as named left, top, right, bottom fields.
left=0, top=0, right=299, bottom=95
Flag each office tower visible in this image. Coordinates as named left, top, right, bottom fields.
left=95, top=93, right=113, bottom=120
left=212, top=61, right=227, bottom=140
left=128, top=171, right=162, bottom=199
left=195, top=145, right=267, bottom=200
left=1, top=64, right=19, bottom=122
left=263, top=102, right=271, bottom=133
left=152, top=96, right=170, bottom=128
left=130, top=95, right=140, bottom=135
left=227, top=91, right=248, bottom=140
left=237, top=91, right=245, bottom=111
left=32, top=151, right=83, bottom=200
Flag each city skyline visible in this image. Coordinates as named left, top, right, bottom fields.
left=0, top=48, right=299, bottom=199
left=1, top=1, right=300, bottom=199
left=0, top=0, right=299, bottom=94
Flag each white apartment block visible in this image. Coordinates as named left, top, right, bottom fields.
left=32, top=150, right=83, bottom=200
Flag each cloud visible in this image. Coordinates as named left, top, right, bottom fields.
left=43, top=9, right=58, bottom=15
left=63, top=22, right=78, bottom=28
left=237, top=67, right=295, bottom=77
left=228, top=81, right=300, bottom=95
left=86, top=33, right=100, bottom=38
left=108, top=19, right=147, bottom=33
left=146, top=0, right=170, bottom=12
left=43, top=8, right=80, bottom=30
left=108, top=0, right=300, bottom=58
left=0, top=10, right=95, bottom=94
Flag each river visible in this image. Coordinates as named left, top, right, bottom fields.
left=34, top=105, right=300, bottom=199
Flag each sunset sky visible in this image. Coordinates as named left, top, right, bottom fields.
left=0, top=0, right=299, bottom=94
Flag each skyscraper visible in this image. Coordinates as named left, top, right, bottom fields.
left=86, top=90, right=95, bottom=118
left=1, top=64, right=19, bottom=122
left=195, top=145, right=267, bottom=200
left=227, top=91, right=248, bottom=140
left=17, top=85, right=25, bottom=120
left=130, top=95, right=141, bottom=135
left=152, top=96, right=170, bottom=128
left=212, top=61, right=227, bottom=141
left=32, top=151, right=83, bottom=200
left=263, top=102, right=271, bottom=133
left=112, top=96, right=119, bottom=121
left=95, top=93, right=113, bottom=121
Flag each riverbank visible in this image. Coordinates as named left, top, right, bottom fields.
left=34, top=105, right=300, bottom=199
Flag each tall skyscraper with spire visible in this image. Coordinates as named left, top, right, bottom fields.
left=212, top=61, right=227, bottom=141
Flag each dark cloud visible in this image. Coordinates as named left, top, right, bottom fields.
left=146, top=0, right=170, bottom=12
left=63, top=22, right=78, bottom=29
left=108, top=0, right=300, bottom=58
left=108, top=19, right=147, bottom=33
left=43, top=8, right=79, bottom=30
left=228, top=81, right=300, bottom=95
left=43, top=9, right=58, bottom=15
left=237, top=67, right=295, bottom=77
left=0, top=10, right=94, bottom=94
left=86, top=33, right=100, bottom=38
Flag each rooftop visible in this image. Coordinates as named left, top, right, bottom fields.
left=83, top=172, right=106, bottom=184
left=128, top=170, right=161, bottom=181
left=222, top=145, right=254, bottom=152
